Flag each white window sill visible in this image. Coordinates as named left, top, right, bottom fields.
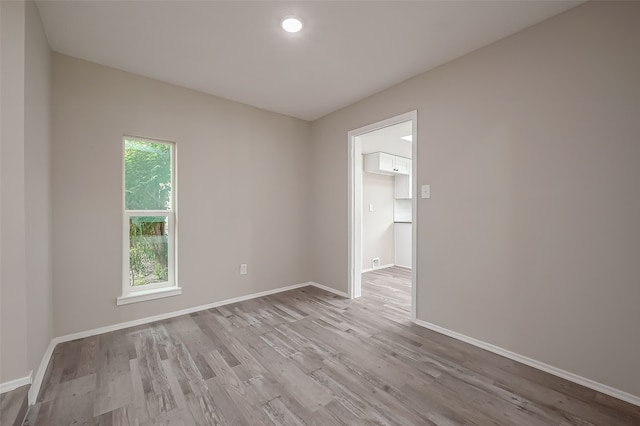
left=117, top=286, right=182, bottom=306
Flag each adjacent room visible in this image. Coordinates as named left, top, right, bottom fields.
left=358, top=120, right=415, bottom=323
left=2, top=1, right=639, bottom=424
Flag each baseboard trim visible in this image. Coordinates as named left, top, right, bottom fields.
left=362, top=263, right=395, bottom=273
left=59, top=282, right=312, bottom=343
left=0, top=372, right=32, bottom=395
left=29, top=281, right=315, bottom=405
left=310, top=281, right=349, bottom=298
left=28, top=341, right=56, bottom=405
left=413, top=319, right=640, bottom=407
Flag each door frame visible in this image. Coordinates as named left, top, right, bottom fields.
left=347, top=110, right=417, bottom=321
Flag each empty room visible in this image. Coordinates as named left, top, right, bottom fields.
left=1, top=1, right=639, bottom=425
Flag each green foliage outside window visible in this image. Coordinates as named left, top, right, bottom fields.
left=125, top=139, right=171, bottom=210
left=125, top=139, right=172, bottom=286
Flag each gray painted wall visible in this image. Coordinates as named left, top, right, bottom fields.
left=0, top=0, right=53, bottom=384
left=1, top=0, right=28, bottom=383
left=25, top=0, right=53, bottom=383
left=51, top=55, right=312, bottom=336
left=311, top=1, right=640, bottom=397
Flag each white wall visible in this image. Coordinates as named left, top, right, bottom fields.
left=52, top=55, right=312, bottom=336
left=394, top=223, right=411, bottom=269
left=362, top=170, right=394, bottom=270
left=311, top=1, right=640, bottom=398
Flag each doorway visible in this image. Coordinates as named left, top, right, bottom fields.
left=348, top=111, right=417, bottom=321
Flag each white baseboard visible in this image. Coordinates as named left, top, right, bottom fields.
left=10, top=280, right=347, bottom=403
left=310, top=281, right=349, bottom=298
left=56, top=282, right=311, bottom=344
left=28, top=341, right=56, bottom=405
left=29, top=281, right=315, bottom=405
left=0, top=372, right=32, bottom=395
left=413, top=319, right=640, bottom=407
left=362, top=263, right=395, bottom=273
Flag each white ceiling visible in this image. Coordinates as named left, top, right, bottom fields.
left=36, top=1, right=583, bottom=121
left=360, top=121, right=413, bottom=158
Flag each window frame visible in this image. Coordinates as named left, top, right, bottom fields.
left=117, top=136, right=180, bottom=305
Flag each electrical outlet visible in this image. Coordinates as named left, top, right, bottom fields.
left=240, top=263, right=248, bottom=275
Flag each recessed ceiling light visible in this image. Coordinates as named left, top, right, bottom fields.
left=281, top=16, right=303, bottom=33
left=401, top=135, right=412, bottom=142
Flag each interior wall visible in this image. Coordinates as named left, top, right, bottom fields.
left=0, top=0, right=29, bottom=383
left=24, top=0, right=53, bottom=381
left=52, top=54, right=312, bottom=337
left=362, top=171, right=395, bottom=269
left=311, top=1, right=640, bottom=397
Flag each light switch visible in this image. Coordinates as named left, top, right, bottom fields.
left=240, top=263, right=248, bottom=275
left=421, top=185, right=430, bottom=199
left=369, top=203, right=374, bottom=212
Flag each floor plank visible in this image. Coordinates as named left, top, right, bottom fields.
left=0, top=384, right=29, bottom=426
left=25, top=267, right=640, bottom=425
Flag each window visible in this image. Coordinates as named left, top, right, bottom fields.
left=117, top=137, right=179, bottom=305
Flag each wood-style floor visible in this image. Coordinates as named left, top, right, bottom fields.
left=0, top=384, right=29, bottom=426
left=25, top=266, right=640, bottom=425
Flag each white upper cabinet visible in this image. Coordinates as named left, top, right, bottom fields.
left=364, top=152, right=410, bottom=176
left=394, top=156, right=410, bottom=175
left=377, top=152, right=395, bottom=173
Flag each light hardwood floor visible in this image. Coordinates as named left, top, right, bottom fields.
left=25, top=267, right=640, bottom=425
